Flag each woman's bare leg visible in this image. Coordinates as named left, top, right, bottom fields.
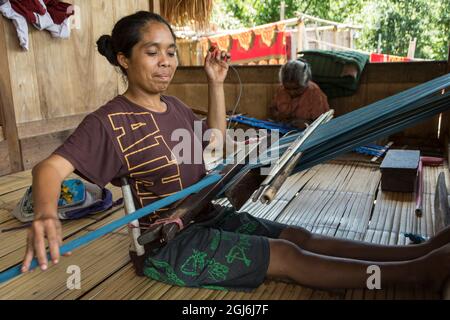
left=267, top=239, right=450, bottom=290
left=278, top=225, right=450, bottom=262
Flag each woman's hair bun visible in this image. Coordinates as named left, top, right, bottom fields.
left=96, top=35, right=118, bottom=66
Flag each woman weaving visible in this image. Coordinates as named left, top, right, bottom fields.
left=22, top=11, right=450, bottom=292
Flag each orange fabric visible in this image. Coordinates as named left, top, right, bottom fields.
left=272, top=81, right=330, bottom=121
left=254, top=25, right=277, bottom=47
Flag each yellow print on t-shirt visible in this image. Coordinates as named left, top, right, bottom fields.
left=108, top=112, right=183, bottom=207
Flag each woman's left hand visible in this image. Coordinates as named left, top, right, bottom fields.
left=205, top=46, right=230, bottom=84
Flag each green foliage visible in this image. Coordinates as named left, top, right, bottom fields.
left=355, top=0, right=450, bottom=60
left=212, top=0, right=450, bottom=60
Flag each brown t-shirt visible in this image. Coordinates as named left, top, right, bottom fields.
left=54, top=95, right=208, bottom=223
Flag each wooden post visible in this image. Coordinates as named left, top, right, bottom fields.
left=443, top=43, right=450, bottom=152
left=152, top=0, right=160, bottom=14
left=447, top=41, right=450, bottom=73
left=290, top=30, right=298, bottom=61
left=349, top=28, right=354, bottom=49
left=297, top=19, right=308, bottom=53
left=314, top=26, right=320, bottom=50
left=0, top=19, right=23, bottom=173
left=377, top=33, right=382, bottom=53
left=280, top=1, right=286, bottom=21
left=407, top=38, right=417, bottom=59
left=333, top=26, right=338, bottom=48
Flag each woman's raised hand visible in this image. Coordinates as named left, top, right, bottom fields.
left=204, top=46, right=230, bottom=84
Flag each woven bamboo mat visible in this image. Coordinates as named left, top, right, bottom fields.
left=0, top=160, right=447, bottom=299
left=0, top=228, right=130, bottom=299
left=0, top=170, right=32, bottom=197
left=81, top=263, right=343, bottom=300
left=0, top=195, right=125, bottom=272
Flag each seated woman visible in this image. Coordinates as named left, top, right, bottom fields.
left=270, top=59, right=330, bottom=129
left=21, top=11, right=450, bottom=293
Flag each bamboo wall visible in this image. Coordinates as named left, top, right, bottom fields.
left=0, top=0, right=150, bottom=175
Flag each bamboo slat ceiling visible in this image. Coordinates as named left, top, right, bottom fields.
left=160, top=0, right=213, bottom=29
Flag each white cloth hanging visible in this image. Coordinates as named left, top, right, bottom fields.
left=0, top=0, right=29, bottom=50
left=33, top=0, right=70, bottom=39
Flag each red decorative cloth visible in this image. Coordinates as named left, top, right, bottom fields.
left=44, top=0, right=74, bottom=25
left=10, top=0, right=46, bottom=23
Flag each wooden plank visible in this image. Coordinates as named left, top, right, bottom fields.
left=0, top=217, right=103, bottom=272
left=1, top=1, right=157, bottom=173
left=171, top=66, right=280, bottom=84
left=17, top=114, right=88, bottom=140
left=365, top=61, right=447, bottom=83
left=31, top=1, right=88, bottom=119
left=6, top=0, right=150, bottom=128
left=113, top=0, right=150, bottom=95
left=166, top=83, right=240, bottom=115
left=114, top=0, right=150, bottom=20
left=0, top=140, right=11, bottom=176
left=20, top=129, right=74, bottom=170
left=0, top=188, right=32, bottom=225
left=88, top=0, right=119, bottom=112
left=0, top=196, right=130, bottom=299
left=9, top=0, right=125, bottom=126
left=0, top=171, right=31, bottom=197
left=0, top=206, right=130, bottom=268
left=81, top=264, right=163, bottom=300
left=172, top=61, right=447, bottom=85
left=0, top=18, right=24, bottom=172
left=84, top=207, right=128, bottom=236
left=0, top=175, right=120, bottom=227
left=0, top=231, right=130, bottom=300
left=1, top=17, right=42, bottom=125
left=0, top=179, right=126, bottom=272
left=238, top=84, right=279, bottom=119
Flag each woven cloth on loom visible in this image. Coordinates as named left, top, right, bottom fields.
left=299, top=50, right=370, bottom=98
left=227, top=73, right=450, bottom=187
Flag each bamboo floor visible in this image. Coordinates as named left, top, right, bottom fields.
left=0, top=155, right=448, bottom=300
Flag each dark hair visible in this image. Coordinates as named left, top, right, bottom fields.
left=96, top=11, right=176, bottom=75
left=279, top=59, right=312, bottom=88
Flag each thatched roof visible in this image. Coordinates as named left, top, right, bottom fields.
left=159, top=0, right=213, bottom=30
